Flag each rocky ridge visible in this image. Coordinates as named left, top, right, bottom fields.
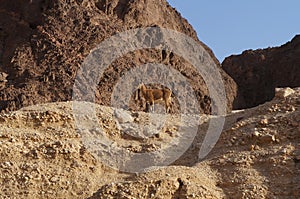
left=222, top=35, right=300, bottom=109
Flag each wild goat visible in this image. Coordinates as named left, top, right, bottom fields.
left=137, top=83, right=172, bottom=113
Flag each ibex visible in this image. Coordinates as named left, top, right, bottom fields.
left=137, top=83, right=172, bottom=113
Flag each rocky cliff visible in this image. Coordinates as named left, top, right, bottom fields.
left=0, top=0, right=237, bottom=114
left=222, top=35, right=300, bottom=109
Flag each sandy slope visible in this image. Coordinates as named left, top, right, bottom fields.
left=0, top=87, right=299, bottom=198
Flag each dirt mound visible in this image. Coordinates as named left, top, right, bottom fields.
left=0, top=87, right=299, bottom=198
left=222, top=35, right=300, bottom=109
left=0, top=0, right=237, bottom=114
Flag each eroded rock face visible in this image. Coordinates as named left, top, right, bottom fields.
left=0, top=0, right=237, bottom=114
left=222, top=35, right=300, bottom=109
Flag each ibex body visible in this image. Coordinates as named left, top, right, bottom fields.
left=138, top=84, right=172, bottom=113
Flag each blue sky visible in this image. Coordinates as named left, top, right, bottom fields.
left=167, top=0, right=300, bottom=62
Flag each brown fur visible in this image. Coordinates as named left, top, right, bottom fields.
left=138, top=84, right=172, bottom=113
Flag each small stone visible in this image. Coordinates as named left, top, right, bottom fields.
left=275, top=87, right=295, bottom=98
left=252, top=131, right=260, bottom=137
left=259, top=134, right=275, bottom=144
left=1, top=161, right=12, bottom=168
left=230, top=137, right=236, bottom=144
left=288, top=106, right=296, bottom=112
left=50, top=176, right=59, bottom=183
left=260, top=118, right=268, bottom=125
left=282, top=148, right=288, bottom=154
left=114, top=109, right=134, bottom=123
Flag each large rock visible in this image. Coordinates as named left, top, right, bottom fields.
left=222, top=35, right=300, bottom=109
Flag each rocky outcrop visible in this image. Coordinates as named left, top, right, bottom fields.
left=0, top=0, right=237, bottom=113
left=222, top=35, right=300, bottom=109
